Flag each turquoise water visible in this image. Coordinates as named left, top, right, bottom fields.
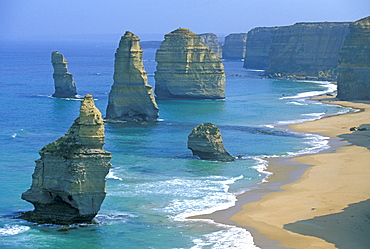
left=0, top=37, right=349, bottom=248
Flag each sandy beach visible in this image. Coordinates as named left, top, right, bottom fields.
left=196, top=96, right=370, bottom=249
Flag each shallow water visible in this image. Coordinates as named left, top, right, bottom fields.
left=0, top=37, right=350, bottom=248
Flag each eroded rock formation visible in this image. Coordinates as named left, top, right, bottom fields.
left=21, top=94, right=112, bottom=224
left=265, top=22, right=350, bottom=80
left=222, top=33, right=247, bottom=59
left=188, top=123, right=234, bottom=162
left=199, top=33, right=222, bottom=58
left=155, top=28, right=226, bottom=99
left=106, top=31, right=159, bottom=122
left=51, top=51, right=77, bottom=98
left=243, top=27, right=275, bottom=69
left=337, top=16, right=370, bottom=100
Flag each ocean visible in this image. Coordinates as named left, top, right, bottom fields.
left=0, top=36, right=351, bottom=248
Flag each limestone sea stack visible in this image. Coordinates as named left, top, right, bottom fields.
left=265, top=22, right=350, bottom=80
left=21, top=94, right=112, bottom=224
left=155, top=28, right=226, bottom=99
left=188, top=123, right=234, bottom=162
left=106, top=31, right=159, bottom=122
left=337, top=16, right=370, bottom=100
left=51, top=51, right=77, bottom=98
left=222, top=33, right=247, bottom=59
left=199, top=33, right=222, bottom=58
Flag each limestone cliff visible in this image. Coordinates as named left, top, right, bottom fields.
left=155, top=28, right=226, bottom=99
left=21, top=94, right=112, bottom=224
left=51, top=51, right=77, bottom=98
left=265, top=22, right=350, bottom=80
left=199, top=33, right=222, bottom=58
left=243, top=27, right=275, bottom=69
left=106, top=31, right=159, bottom=122
left=337, top=16, right=370, bottom=100
left=222, top=33, right=247, bottom=59
left=188, top=123, right=234, bottom=162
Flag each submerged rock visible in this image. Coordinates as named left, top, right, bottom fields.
left=199, top=33, right=222, bottom=58
left=106, top=31, right=159, bottom=122
left=337, top=16, right=370, bottom=100
left=188, top=123, right=234, bottom=162
left=51, top=51, right=77, bottom=98
left=21, top=94, right=112, bottom=224
left=155, top=28, right=226, bottom=99
left=222, top=33, right=247, bottom=59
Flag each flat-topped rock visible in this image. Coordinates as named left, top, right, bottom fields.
left=337, top=16, right=370, bottom=100
left=21, top=94, right=112, bottom=224
left=199, top=33, right=222, bottom=58
left=188, top=123, right=234, bottom=162
left=222, top=33, right=247, bottom=59
left=51, top=51, right=77, bottom=98
left=106, top=31, right=159, bottom=122
left=155, top=28, right=226, bottom=99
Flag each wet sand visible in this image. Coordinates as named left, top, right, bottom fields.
left=195, top=97, right=370, bottom=249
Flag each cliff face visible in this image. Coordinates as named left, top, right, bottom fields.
left=199, top=33, right=222, bottom=58
left=51, top=51, right=77, bottom=98
left=21, top=94, right=112, bottom=224
left=188, top=123, right=234, bottom=162
left=222, top=33, right=247, bottom=59
left=337, top=16, right=370, bottom=100
left=243, top=27, right=275, bottom=69
left=155, top=28, right=226, bottom=99
left=106, top=31, right=159, bottom=122
left=265, top=22, right=350, bottom=80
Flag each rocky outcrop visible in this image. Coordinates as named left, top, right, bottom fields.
left=199, top=33, right=222, bottom=58
left=188, top=123, right=234, bottom=162
left=337, top=16, right=370, bottom=100
left=21, top=94, right=112, bottom=224
left=106, top=31, right=159, bottom=122
left=222, top=33, right=247, bottom=59
left=51, top=51, right=77, bottom=98
left=265, top=22, right=350, bottom=80
left=243, top=27, right=275, bottom=69
left=154, top=28, right=226, bottom=99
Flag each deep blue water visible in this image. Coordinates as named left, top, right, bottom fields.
left=0, top=37, right=349, bottom=248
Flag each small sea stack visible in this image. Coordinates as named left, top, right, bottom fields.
left=51, top=51, right=77, bottom=98
left=21, top=94, right=112, bottom=224
left=154, top=28, right=226, bottom=100
left=188, top=123, right=234, bottom=162
left=106, top=31, right=159, bottom=122
left=199, top=33, right=222, bottom=58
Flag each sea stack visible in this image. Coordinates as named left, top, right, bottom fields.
left=337, top=16, right=370, bottom=100
left=188, top=123, right=234, bottom=162
left=51, top=51, right=77, bottom=98
left=106, top=31, right=159, bottom=122
left=155, top=28, right=226, bottom=99
left=222, top=33, right=248, bottom=59
left=199, top=33, right=222, bottom=58
left=21, top=94, right=112, bottom=224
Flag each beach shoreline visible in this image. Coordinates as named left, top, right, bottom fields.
left=193, top=96, right=370, bottom=249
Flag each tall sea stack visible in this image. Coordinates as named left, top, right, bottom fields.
left=51, top=51, right=77, bottom=98
left=199, top=33, right=222, bottom=58
left=155, top=28, right=226, bottom=100
left=106, top=31, right=159, bottom=122
left=21, top=94, right=112, bottom=224
left=222, top=33, right=247, bottom=59
left=337, top=16, right=370, bottom=100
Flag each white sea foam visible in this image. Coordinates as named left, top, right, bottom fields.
left=191, top=223, right=260, bottom=249
left=106, top=170, right=123, bottom=181
left=0, top=225, right=30, bottom=236
left=280, top=81, right=337, bottom=100
left=287, top=101, right=308, bottom=106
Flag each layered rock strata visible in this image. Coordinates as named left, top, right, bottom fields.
left=106, top=31, right=159, bottom=122
left=337, top=16, right=370, bottom=100
left=188, top=123, right=234, bottom=162
left=21, top=94, right=112, bottom=224
left=199, top=33, right=222, bottom=58
left=243, top=27, right=275, bottom=69
left=51, top=51, right=77, bottom=98
left=155, top=28, right=226, bottom=99
left=222, top=33, right=247, bottom=59
left=265, top=22, right=350, bottom=80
